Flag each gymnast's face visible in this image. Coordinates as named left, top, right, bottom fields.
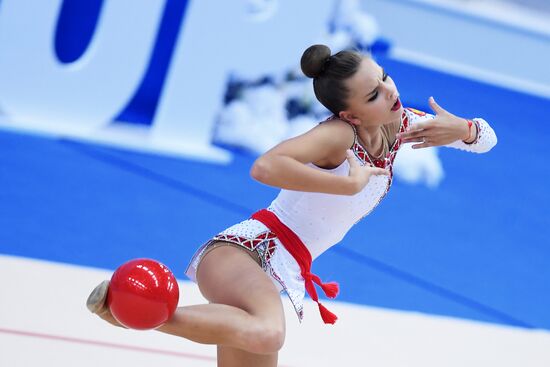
left=339, top=58, right=403, bottom=128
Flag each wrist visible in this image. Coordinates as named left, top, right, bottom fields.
left=462, top=119, right=475, bottom=143
left=344, top=176, right=360, bottom=196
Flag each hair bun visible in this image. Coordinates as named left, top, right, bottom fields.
left=300, top=44, right=331, bottom=79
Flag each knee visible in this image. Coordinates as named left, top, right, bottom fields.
left=244, top=321, right=285, bottom=354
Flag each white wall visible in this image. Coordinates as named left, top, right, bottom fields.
left=363, top=0, right=550, bottom=98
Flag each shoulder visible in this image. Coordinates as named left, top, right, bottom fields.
left=308, top=118, right=355, bottom=168
left=262, top=117, right=355, bottom=165
left=315, top=117, right=356, bottom=147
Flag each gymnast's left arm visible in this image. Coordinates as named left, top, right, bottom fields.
left=397, top=96, right=498, bottom=153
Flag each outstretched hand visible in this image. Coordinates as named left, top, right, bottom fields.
left=396, top=97, right=472, bottom=149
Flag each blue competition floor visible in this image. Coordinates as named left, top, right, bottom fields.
left=1, top=57, right=549, bottom=330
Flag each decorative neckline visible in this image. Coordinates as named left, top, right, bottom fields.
left=352, top=110, right=408, bottom=168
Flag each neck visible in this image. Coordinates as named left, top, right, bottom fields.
left=357, top=125, right=384, bottom=157
left=359, top=124, right=383, bottom=138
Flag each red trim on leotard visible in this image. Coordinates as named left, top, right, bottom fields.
left=252, top=209, right=339, bottom=324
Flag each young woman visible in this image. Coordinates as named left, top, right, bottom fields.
left=87, top=44, right=497, bottom=367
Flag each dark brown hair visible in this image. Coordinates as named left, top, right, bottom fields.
left=300, top=44, right=363, bottom=115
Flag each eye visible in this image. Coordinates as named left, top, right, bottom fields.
left=367, top=71, right=389, bottom=102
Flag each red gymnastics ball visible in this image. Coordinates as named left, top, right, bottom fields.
left=107, top=258, right=179, bottom=330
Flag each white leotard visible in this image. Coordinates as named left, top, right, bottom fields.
left=268, top=108, right=497, bottom=259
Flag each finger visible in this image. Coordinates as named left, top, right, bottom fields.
left=396, top=124, right=426, bottom=140
left=406, top=122, right=426, bottom=132
left=401, top=127, right=437, bottom=141
left=401, top=137, right=425, bottom=143
left=428, top=96, right=447, bottom=115
left=412, top=142, right=433, bottom=149
left=398, top=129, right=426, bottom=140
left=368, top=167, right=390, bottom=176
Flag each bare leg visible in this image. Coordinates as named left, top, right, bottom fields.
left=155, top=245, right=285, bottom=360
left=88, top=245, right=284, bottom=365
left=217, top=345, right=278, bottom=367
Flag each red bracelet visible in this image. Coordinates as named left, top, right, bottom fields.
left=465, top=119, right=473, bottom=142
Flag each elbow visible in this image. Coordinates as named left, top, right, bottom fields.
left=250, top=156, right=272, bottom=183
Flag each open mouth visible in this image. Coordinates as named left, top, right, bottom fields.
left=391, top=98, right=402, bottom=111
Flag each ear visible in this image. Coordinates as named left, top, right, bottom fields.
left=338, top=111, right=361, bottom=126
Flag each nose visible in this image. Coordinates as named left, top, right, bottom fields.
left=379, top=78, right=396, bottom=100
left=382, top=83, right=397, bottom=100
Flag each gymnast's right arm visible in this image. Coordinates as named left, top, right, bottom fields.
left=250, top=120, right=388, bottom=195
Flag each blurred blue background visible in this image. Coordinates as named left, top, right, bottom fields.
left=1, top=0, right=549, bottom=331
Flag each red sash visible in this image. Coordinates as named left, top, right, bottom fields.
left=251, top=209, right=339, bottom=324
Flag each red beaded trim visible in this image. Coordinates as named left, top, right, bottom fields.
left=213, top=231, right=278, bottom=262
left=348, top=110, right=409, bottom=222
left=352, top=110, right=409, bottom=173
